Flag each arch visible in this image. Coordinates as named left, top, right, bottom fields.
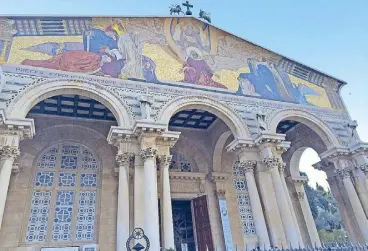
left=268, top=109, right=340, bottom=148
left=289, top=146, right=309, bottom=178
left=6, top=79, right=133, bottom=128
left=156, top=95, right=251, bottom=139
left=213, top=130, right=232, bottom=172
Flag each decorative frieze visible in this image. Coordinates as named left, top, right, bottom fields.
left=140, top=147, right=157, bottom=161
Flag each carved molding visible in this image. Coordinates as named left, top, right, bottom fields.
left=115, top=153, right=133, bottom=167
left=140, top=147, right=157, bottom=161
left=0, top=145, right=20, bottom=160
left=335, top=168, right=352, bottom=180
left=158, top=155, right=172, bottom=169
left=295, top=191, right=305, bottom=200
left=237, top=160, right=257, bottom=173
left=262, top=156, right=281, bottom=170
left=216, top=189, right=226, bottom=198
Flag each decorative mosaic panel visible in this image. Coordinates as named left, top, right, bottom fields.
left=38, top=147, right=58, bottom=169
left=81, top=148, right=98, bottom=170
left=35, top=171, right=55, bottom=187
left=52, top=191, right=75, bottom=241
left=236, top=193, right=256, bottom=235
left=25, top=191, right=52, bottom=243
left=76, top=191, right=96, bottom=241
left=58, top=172, right=76, bottom=187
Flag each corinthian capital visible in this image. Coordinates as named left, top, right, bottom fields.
left=140, top=147, right=157, bottom=161
left=158, top=155, right=173, bottom=169
left=262, top=156, right=280, bottom=170
left=115, top=153, right=133, bottom=167
left=238, top=161, right=257, bottom=173
left=335, top=168, right=352, bottom=180
left=0, top=145, right=20, bottom=160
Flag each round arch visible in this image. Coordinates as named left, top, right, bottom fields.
left=6, top=79, right=133, bottom=128
left=213, top=130, right=232, bottom=172
left=156, top=95, right=251, bottom=139
left=268, top=109, right=340, bottom=148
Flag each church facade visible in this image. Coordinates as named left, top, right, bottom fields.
left=0, top=16, right=367, bottom=251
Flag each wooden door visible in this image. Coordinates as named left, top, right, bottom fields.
left=192, top=195, right=214, bottom=251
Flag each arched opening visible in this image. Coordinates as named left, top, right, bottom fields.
left=277, top=119, right=347, bottom=245
left=165, top=101, right=253, bottom=250
left=6, top=79, right=132, bottom=128
left=4, top=93, right=120, bottom=249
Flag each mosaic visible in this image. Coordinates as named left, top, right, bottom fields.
left=38, top=147, right=58, bottom=169
left=0, top=16, right=337, bottom=109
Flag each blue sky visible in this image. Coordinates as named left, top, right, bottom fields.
left=2, top=0, right=368, bottom=187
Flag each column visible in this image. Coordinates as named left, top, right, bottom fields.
left=159, top=155, right=175, bottom=250
left=336, top=168, right=368, bottom=242
left=116, top=153, right=132, bottom=251
left=241, top=161, right=270, bottom=248
left=279, top=165, right=304, bottom=247
left=352, top=167, right=368, bottom=217
left=263, top=157, right=299, bottom=247
left=134, top=155, right=145, bottom=229
left=293, top=181, right=321, bottom=247
left=140, top=147, right=160, bottom=250
left=0, top=145, right=20, bottom=230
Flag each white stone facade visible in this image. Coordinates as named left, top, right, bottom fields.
left=0, top=64, right=367, bottom=251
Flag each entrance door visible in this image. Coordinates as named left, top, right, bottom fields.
left=172, top=200, right=196, bottom=251
left=192, top=195, right=214, bottom=251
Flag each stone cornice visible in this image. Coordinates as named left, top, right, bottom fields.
left=133, top=120, right=167, bottom=135
left=169, top=171, right=206, bottom=181
left=313, top=159, right=334, bottom=172
left=107, top=126, right=134, bottom=147
left=287, top=175, right=309, bottom=184
left=0, top=109, right=35, bottom=140
left=225, top=138, right=255, bottom=152
left=209, top=172, right=230, bottom=182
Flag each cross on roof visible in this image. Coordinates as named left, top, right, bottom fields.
left=182, top=1, right=193, bottom=15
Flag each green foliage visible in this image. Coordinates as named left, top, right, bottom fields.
left=304, top=181, right=347, bottom=242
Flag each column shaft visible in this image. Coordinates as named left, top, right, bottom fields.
left=280, top=171, right=303, bottom=247
left=295, top=183, right=321, bottom=247
left=141, top=148, right=160, bottom=250
left=269, top=166, right=299, bottom=247
left=134, top=156, right=145, bottom=229
left=244, top=165, right=270, bottom=248
left=0, top=158, right=14, bottom=230
left=116, top=154, right=131, bottom=251
left=160, top=156, right=175, bottom=249
left=353, top=171, right=368, bottom=217
left=340, top=172, right=368, bottom=242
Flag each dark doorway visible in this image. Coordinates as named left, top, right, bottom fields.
left=172, top=200, right=196, bottom=251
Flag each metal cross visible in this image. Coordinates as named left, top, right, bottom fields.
left=182, top=1, right=193, bottom=15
